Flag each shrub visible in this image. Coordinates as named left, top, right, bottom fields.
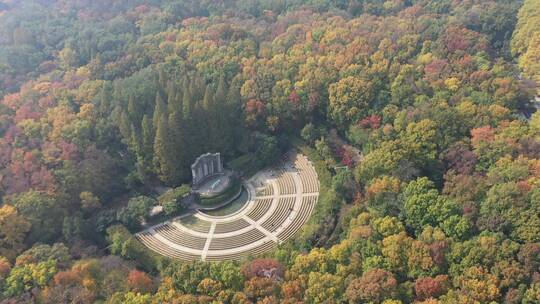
left=157, top=185, right=191, bottom=206
left=106, top=225, right=161, bottom=272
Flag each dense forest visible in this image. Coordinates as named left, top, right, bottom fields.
left=0, top=0, right=539, bottom=303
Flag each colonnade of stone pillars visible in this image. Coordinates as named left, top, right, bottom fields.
left=191, top=153, right=223, bottom=187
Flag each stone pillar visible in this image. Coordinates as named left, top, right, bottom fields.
left=217, top=153, right=223, bottom=172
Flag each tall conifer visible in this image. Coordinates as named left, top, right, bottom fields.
left=153, top=93, right=166, bottom=129
left=141, top=114, right=154, bottom=159
left=153, top=113, right=175, bottom=184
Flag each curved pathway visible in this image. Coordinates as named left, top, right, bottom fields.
left=136, top=152, right=319, bottom=261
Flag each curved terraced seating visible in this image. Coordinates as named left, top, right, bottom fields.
left=275, top=170, right=296, bottom=195
left=205, top=241, right=276, bottom=261
left=247, top=240, right=277, bottom=256
left=261, top=197, right=295, bottom=232
left=209, top=229, right=265, bottom=250
left=176, top=216, right=211, bottom=233
left=295, top=157, right=319, bottom=193
left=258, top=184, right=273, bottom=196
left=214, top=219, right=250, bottom=234
left=154, top=224, right=206, bottom=250
left=136, top=232, right=200, bottom=260
left=299, top=171, right=318, bottom=193
left=246, top=198, right=273, bottom=221
left=135, top=152, right=319, bottom=261
left=277, top=195, right=317, bottom=241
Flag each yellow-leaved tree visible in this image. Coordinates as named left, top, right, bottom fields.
left=512, top=0, right=540, bottom=95
left=0, top=205, right=31, bottom=260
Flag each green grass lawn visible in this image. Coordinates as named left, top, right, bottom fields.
left=199, top=177, right=242, bottom=207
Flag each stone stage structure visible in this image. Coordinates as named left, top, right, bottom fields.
left=191, top=153, right=224, bottom=188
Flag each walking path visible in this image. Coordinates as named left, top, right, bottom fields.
left=201, top=222, right=215, bottom=260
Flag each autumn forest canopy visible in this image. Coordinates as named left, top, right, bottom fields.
left=0, top=0, right=540, bottom=303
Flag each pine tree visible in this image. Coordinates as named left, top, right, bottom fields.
left=193, top=74, right=206, bottom=101
left=118, top=110, right=132, bottom=144
left=153, top=93, right=166, bottom=129
left=138, top=115, right=154, bottom=181
left=168, top=81, right=183, bottom=116
left=99, top=83, right=111, bottom=115
left=226, top=81, right=244, bottom=153
left=152, top=93, right=180, bottom=185
left=130, top=123, right=142, bottom=155
left=169, top=108, right=183, bottom=140
left=202, top=85, right=214, bottom=111
left=215, top=73, right=227, bottom=105
left=158, top=67, right=168, bottom=91
left=202, top=85, right=217, bottom=152
left=226, top=79, right=242, bottom=106
left=141, top=115, right=154, bottom=157
left=179, top=77, right=196, bottom=163
left=182, top=80, right=192, bottom=119
left=169, top=91, right=186, bottom=171
left=166, top=80, right=177, bottom=113
left=153, top=113, right=175, bottom=184
left=213, top=75, right=233, bottom=155
left=127, top=95, right=141, bottom=124
left=113, top=81, right=123, bottom=104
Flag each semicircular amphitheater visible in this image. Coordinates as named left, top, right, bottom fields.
left=136, top=153, right=319, bottom=261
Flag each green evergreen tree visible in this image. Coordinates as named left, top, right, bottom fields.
left=130, top=123, right=142, bottom=155
left=180, top=79, right=199, bottom=165
left=118, top=110, right=132, bottom=144
left=192, top=74, right=206, bottom=101
left=169, top=93, right=188, bottom=180
left=226, top=81, right=244, bottom=153
left=127, top=95, right=141, bottom=124
left=158, top=67, right=168, bottom=91
left=202, top=85, right=214, bottom=111
left=99, top=83, right=112, bottom=115
left=168, top=82, right=183, bottom=116
left=153, top=113, right=175, bottom=184
left=182, top=79, right=192, bottom=119
left=137, top=114, right=154, bottom=181
left=153, top=93, right=166, bottom=129
left=141, top=115, right=154, bottom=157
left=166, top=80, right=177, bottom=113
left=202, top=86, right=216, bottom=152
left=215, top=73, right=227, bottom=105
left=213, top=75, right=234, bottom=155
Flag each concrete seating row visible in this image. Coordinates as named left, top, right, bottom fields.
left=295, top=157, right=319, bottom=193
left=261, top=197, right=295, bottom=232
left=176, top=217, right=212, bottom=233
left=277, top=195, right=317, bottom=241
left=154, top=224, right=206, bottom=250
left=246, top=198, right=273, bottom=222
left=205, top=241, right=276, bottom=262
left=259, top=184, right=273, bottom=196
left=136, top=232, right=200, bottom=260
left=275, top=170, right=296, bottom=195
left=214, top=218, right=250, bottom=234
left=209, top=229, right=265, bottom=250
